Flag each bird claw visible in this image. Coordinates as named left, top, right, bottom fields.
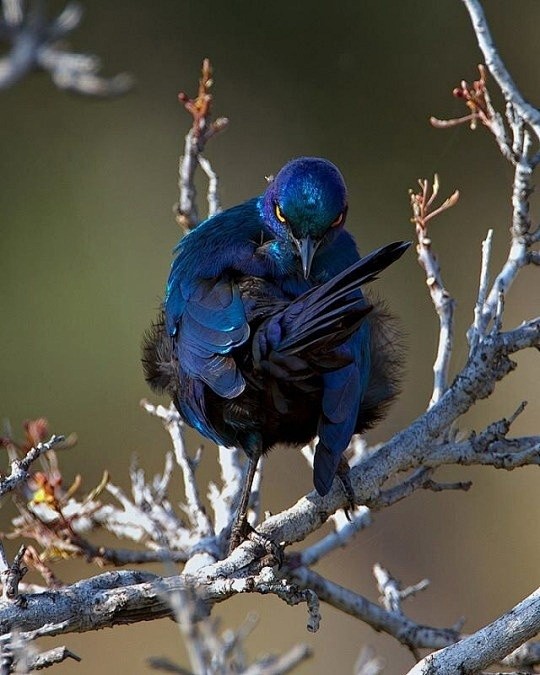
left=337, top=458, right=356, bottom=516
left=228, top=519, right=284, bottom=568
left=228, top=517, right=249, bottom=554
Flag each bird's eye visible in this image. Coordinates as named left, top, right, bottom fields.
left=274, top=203, right=287, bottom=224
left=331, top=211, right=345, bottom=227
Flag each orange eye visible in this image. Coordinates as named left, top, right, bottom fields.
left=275, top=203, right=287, bottom=223
left=331, top=212, right=344, bottom=227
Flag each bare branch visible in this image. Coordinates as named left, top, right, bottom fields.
left=0, top=564, right=323, bottom=642
left=0, top=545, right=27, bottom=605
left=198, top=154, right=221, bottom=218
left=242, top=644, right=312, bottom=675
left=174, top=58, right=228, bottom=230
left=209, top=445, right=245, bottom=541
left=373, top=563, right=429, bottom=614
left=27, top=645, right=81, bottom=671
left=0, top=637, right=81, bottom=674
left=431, top=65, right=515, bottom=163
left=141, top=401, right=214, bottom=541
left=148, top=657, right=193, bottom=674
left=289, top=567, right=459, bottom=651
left=502, top=641, right=540, bottom=668
left=410, top=176, right=459, bottom=407
left=0, top=435, right=65, bottom=498
left=355, top=646, right=385, bottom=675
left=461, top=0, right=540, bottom=136
left=407, top=587, right=540, bottom=674
left=1, top=4, right=539, bottom=673
left=468, top=229, right=493, bottom=351
left=299, top=506, right=371, bottom=567
left=0, top=1, right=132, bottom=95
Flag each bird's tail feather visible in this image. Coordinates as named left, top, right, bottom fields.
left=313, top=442, right=340, bottom=496
left=277, top=241, right=410, bottom=356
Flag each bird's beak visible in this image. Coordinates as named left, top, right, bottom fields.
left=293, top=236, right=320, bottom=279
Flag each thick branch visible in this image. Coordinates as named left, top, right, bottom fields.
left=0, top=564, right=319, bottom=639
left=407, top=587, right=540, bottom=674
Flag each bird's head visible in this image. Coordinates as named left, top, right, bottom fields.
left=263, top=157, right=348, bottom=278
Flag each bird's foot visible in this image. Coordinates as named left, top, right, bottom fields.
left=228, top=518, right=283, bottom=568
left=228, top=516, right=251, bottom=554
left=337, top=458, right=356, bottom=519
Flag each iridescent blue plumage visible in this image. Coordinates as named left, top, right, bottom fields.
left=143, top=157, right=409, bottom=506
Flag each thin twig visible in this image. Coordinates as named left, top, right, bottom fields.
left=0, top=435, right=65, bottom=498
left=0, top=0, right=132, bottom=94
left=175, top=58, right=228, bottom=230
left=1, top=545, right=27, bottom=605
left=140, top=400, right=214, bottom=541
left=410, top=176, right=459, bottom=407
left=468, top=228, right=493, bottom=350
left=461, top=0, right=540, bottom=136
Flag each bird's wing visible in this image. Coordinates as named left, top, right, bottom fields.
left=165, top=274, right=250, bottom=399
left=312, top=240, right=411, bottom=495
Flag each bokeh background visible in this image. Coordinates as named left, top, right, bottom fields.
left=1, top=0, right=539, bottom=673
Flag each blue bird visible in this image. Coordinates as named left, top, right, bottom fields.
left=143, top=157, right=409, bottom=549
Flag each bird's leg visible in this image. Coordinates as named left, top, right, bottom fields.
left=337, top=456, right=356, bottom=520
left=228, top=453, right=284, bottom=567
left=228, top=453, right=260, bottom=554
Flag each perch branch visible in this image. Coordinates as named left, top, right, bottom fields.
left=0, top=310, right=537, bottom=652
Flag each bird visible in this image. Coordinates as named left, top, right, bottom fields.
left=143, top=156, right=409, bottom=550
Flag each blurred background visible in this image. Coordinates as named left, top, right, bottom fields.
left=1, top=0, right=539, bottom=672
